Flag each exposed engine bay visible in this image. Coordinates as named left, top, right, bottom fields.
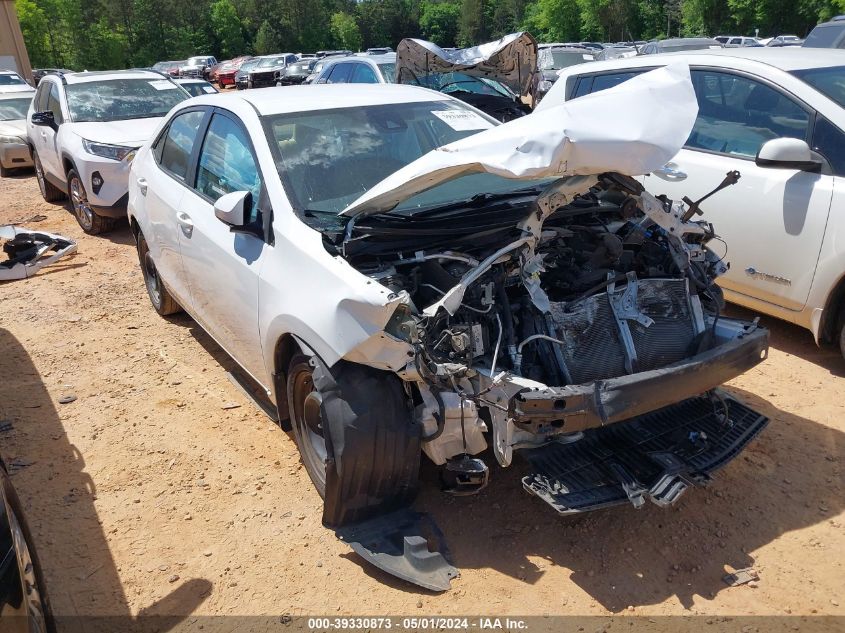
left=311, top=172, right=767, bottom=495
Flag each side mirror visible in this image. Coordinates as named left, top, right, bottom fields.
left=31, top=111, right=57, bottom=131
left=214, top=190, right=251, bottom=227
left=756, top=138, right=821, bottom=172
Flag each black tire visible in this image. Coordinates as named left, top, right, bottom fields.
left=0, top=164, right=12, bottom=177
left=137, top=231, right=181, bottom=316
left=32, top=151, right=64, bottom=202
left=1, top=465, right=57, bottom=633
left=67, top=169, right=115, bottom=235
left=839, top=314, right=845, bottom=362
left=287, top=354, right=420, bottom=527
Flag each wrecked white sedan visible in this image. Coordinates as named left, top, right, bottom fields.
left=128, top=65, right=769, bottom=590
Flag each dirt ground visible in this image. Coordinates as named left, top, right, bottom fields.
left=0, top=170, right=842, bottom=622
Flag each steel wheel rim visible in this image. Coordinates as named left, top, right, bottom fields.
left=6, top=502, right=47, bottom=633
left=292, top=368, right=327, bottom=487
left=70, top=177, right=93, bottom=230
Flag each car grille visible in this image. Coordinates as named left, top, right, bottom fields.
left=251, top=71, right=275, bottom=83
left=182, top=68, right=202, bottom=78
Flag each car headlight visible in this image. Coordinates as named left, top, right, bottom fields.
left=82, top=139, right=138, bottom=161
left=0, top=134, right=25, bottom=145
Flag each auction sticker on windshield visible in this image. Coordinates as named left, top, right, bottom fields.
left=432, top=110, right=493, bottom=131
left=149, top=80, right=178, bottom=90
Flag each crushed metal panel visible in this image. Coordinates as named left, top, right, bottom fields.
left=340, top=63, right=698, bottom=218
left=396, top=32, right=538, bottom=99
left=335, top=509, right=458, bottom=592
left=0, top=225, right=77, bottom=281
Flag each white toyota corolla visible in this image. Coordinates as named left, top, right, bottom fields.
left=128, top=73, right=770, bottom=590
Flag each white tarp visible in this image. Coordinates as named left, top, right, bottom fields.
left=341, top=63, right=698, bottom=218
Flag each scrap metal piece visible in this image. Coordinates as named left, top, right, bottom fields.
left=723, top=567, right=759, bottom=587
left=0, top=225, right=77, bottom=281
left=335, top=509, right=459, bottom=592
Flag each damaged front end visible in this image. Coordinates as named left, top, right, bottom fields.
left=305, top=65, right=769, bottom=590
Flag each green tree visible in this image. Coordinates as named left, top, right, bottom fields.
left=211, top=0, right=246, bottom=58
left=458, top=0, right=487, bottom=45
left=419, top=1, right=461, bottom=46
left=331, top=11, right=363, bottom=50
left=254, top=20, right=281, bottom=54
left=523, top=0, right=581, bottom=41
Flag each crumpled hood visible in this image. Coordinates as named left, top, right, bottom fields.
left=69, top=118, right=164, bottom=147
left=0, top=120, right=26, bottom=138
left=397, top=32, right=537, bottom=99
left=340, top=63, right=698, bottom=218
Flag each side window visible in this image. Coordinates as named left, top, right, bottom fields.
left=350, top=63, right=379, bottom=84
left=327, top=63, right=353, bottom=84
left=47, top=83, right=63, bottom=123
left=34, top=82, right=49, bottom=112
left=811, top=115, right=845, bottom=177
left=158, top=110, right=205, bottom=180
left=572, top=71, right=645, bottom=99
left=687, top=71, right=810, bottom=158
left=196, top=113, right=263, bottom=222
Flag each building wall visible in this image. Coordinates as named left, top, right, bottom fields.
left=0, top=0, right=33, bottom=80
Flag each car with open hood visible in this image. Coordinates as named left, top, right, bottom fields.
left=27, top=70, right=189, bottom=234
left=127, top=69, right=770, bottom=591
left=396, top=32, right=536, bottom=120
left=0, top=91, right=35, bottom=175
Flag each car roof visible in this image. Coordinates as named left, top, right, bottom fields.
left=187, top=84, right=450, bottom=116
left=561, top=47, right=845, bottom=74
left=62, top=69, right=172, bottom=84
left=325, top=53, right=396, bottom=66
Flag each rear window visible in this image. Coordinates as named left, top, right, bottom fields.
left=791, top=66, right=845, bottom=108
left=803, top=25, right=845, bottom=48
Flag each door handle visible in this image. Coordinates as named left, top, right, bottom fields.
left=137, top=178, right=148, bottom=196
left=176, top=212, right=193, bottom=229
left=653, top=163, right=687, bottom=181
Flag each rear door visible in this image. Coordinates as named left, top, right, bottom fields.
left=142, top=107, right=208, bottom=306
left=176, top=110, right=269, bottom=383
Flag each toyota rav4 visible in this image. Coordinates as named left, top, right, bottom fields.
left=27, top=70, right=188, bottom=234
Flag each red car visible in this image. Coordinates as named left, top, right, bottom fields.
left=215, top=56, right=252, bottom=87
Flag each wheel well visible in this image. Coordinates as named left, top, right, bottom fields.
left=820, top=273, right=845, bottom=343
left=272, top=334, right=301, bottom=430
left=129, top=217, right=141, bottom=243
left=62, top=156, right=75, bottom=179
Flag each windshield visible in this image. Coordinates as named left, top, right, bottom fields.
left=378, top=63, right=396, bottom=82
left=539, top=49, right=593, bottom=70
left=239, top=60, right=260, bottom=73
left=258, top=57, right=286, bottom=68
left=263, top=100, right=544, bottom=215
left=0, top=97, right=31, bottom=120
left=187, top=57, right=208, bottom=66
left=413, top=72, right=511, bottom=98
left=0, top=74, right=26, bottom=86
left=791, top=66, right=845, bottom=108
left=66, top=78, right=189, bottom=122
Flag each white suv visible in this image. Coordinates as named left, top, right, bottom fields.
left=542, top=48, right=845, bottom=358
left=26, top=70, right=188, bottom=234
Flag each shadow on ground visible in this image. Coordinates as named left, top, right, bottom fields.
left=165, top=296, right=842, bottom=610
left=0, top=328, right=211, bottom=628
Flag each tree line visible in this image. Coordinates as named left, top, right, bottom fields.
left=16, top=0, right=845, bottom=71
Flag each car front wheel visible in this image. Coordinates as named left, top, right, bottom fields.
left=67, top=169, right=114, bottom=235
